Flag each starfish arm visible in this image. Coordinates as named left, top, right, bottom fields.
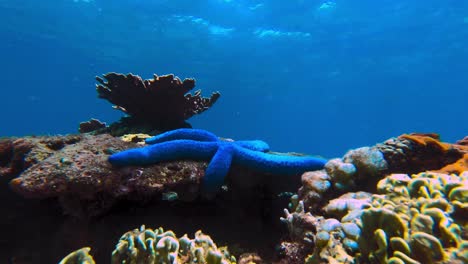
left=108, top=140, right=219, bottom=166
left=145, top=128, right=218, bottom=145
left=232, top=145, right=326, bottom=175
left=201, top=143, right=234, bottom=198
left=233, top=140, right=270, bottom=152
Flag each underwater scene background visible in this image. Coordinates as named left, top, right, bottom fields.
left=1, top=1, right=468, bottom=264
left=2, top=0, right=468, bottom=157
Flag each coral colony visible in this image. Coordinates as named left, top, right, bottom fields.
left=1, top=72, right=466, bottom=263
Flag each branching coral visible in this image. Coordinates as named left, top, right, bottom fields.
left=96, top=72, right=220, bottom=131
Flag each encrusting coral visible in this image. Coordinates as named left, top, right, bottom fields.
left=96, top=72, right=220, bottom=131
left=288, top=171, right=468, bottom=264
left=279, top=133, right=467, bottom=264
left=298, top=133, right=468, bottom=212
left=59, top=226, right=235, bottom=264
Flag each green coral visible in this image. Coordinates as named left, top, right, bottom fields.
left=112, top=226, right=235, bottom=264
left=354, top=171, right=468, bottom=264
left=59, top=226, right=235, bottom=264
left=317, top=171, right=467, bottom=264
left=59, top=247, right=95, bottom=264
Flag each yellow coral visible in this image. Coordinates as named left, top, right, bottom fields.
left=355, top=171, right=467, bottom=263
left=59, top=247, right=95, bottom=264
left=59, top=226, right=235, bottom=264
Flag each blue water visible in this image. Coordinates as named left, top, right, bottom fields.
left=1, top=0, right=467, bottom=158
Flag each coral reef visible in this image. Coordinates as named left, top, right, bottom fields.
left=456, top=136, right=468, bottom=146
left=280, top=199, right=354, bottom=264
left=279, top=134, right=467, bottom=264
left=3, top=131, right=467, bottom=263
left=284, top=171, right=467, bottom=264
left=0, top=135, right=81, bottom=179
left=377, top=133, right=465, bottom=174
left=79, top=119, right=107, bottom=134
left=59, top=226, right=235, bottom=264
left=6, top=131, right=318, bottom=217
left=96, top=72, right=220, bottom=131
left=8, top=134, right=207, bottom=217
left=59, top=247, right=95, bottom=264
left=298, top=133, right=468, bottom=211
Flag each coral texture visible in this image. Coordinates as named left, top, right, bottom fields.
left=79, top=118, right=107, bottom=133
left=59, top=226, right=235, bottom=264
left=298, top=133, right=468, bottom=212
left=59, top=247, right=95, bottom=264
left=6, top=131, right=322, bottom=217
left=376, top=133, right=465, bottom=174
left=280, top=134, right=467, bottom=264
left=283, top=172, right=468, bottom=264
left=8, top=134, right=207, bottom=217
left=0, top=135, right=81, bottom=179
left=96, top=72, right=220, bottom=130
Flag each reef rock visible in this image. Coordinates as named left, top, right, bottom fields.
left=7, top=134, right=207, bottom=217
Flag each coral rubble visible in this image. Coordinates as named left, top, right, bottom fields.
left=96, top=72, right=220, bottom=131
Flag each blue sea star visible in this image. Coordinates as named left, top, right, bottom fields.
left=109, top=129, right=327, bottom=198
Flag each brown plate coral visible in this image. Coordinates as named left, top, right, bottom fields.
left=96, top=72, right=220, bottom=132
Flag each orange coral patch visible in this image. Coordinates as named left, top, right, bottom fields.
left=399, top=133, right=453, bottom=152
left=436, top=153, right=468, bottom=174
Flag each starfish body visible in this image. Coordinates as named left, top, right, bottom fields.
left=109, top=129, right=326, bottom=197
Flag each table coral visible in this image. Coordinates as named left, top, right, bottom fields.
left=96, top=72, right=220, bottom=131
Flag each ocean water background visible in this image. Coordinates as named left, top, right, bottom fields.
left=1, top=0, right=467, bottom=158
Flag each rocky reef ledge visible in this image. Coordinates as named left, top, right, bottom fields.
left=0, top=133, right=466, bottom=263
